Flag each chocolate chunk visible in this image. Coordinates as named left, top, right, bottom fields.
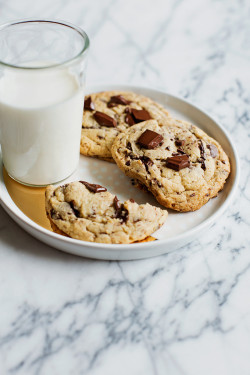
left=131, top=108, right=152, bottom=122
left=176, top=149, right=186, bottom=154
left=107, top=102, right=116, bottom=108
left=175, top=139, right=185, bottom=147
left=137, top=130, right=163, bottom=149
left=207, top=144, right=218, bottom=158
left=125, top=113, right=136, bottom=126
left=166, top=154, right=190, bottom=171
left=127, top=142, right=132, bottom=151
left=222, top=160, right=226, bottom=164
left=198, top=140, right=206, bottom=159
left=93, top=111, right=117, bottom=127
left=113, top=196, right=128, bottom=222
left=130, top=198, right=135, bottom=203
left=108, top=95, right=131, bottom=107
left=117, top=207, right=128, bottom=223
left=113, top=196, right=121, bottom=211
left=139, top=156, right=153, bottom=173
left=166, top=146, right=170, bottom=151
left=198, top=158, right=206, bottom=170
left=84, top=96, right=95, bottom=111
left=69, top=201, right=81, bottom=218
left=125, top=160, right=131, bottom=166
left=198, top=140, right=206, bottom=169
left=190, top=193, right=195, bottom=197
left=80, top=181, right=107, bottom=193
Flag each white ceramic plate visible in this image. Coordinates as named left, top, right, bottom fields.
left=0, top=85, right=240, bottom=260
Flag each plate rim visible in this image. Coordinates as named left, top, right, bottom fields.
left=0, top=84, right=240, bottom=253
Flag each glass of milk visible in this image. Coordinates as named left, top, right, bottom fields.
left=0, top=20, right=89, bottom=186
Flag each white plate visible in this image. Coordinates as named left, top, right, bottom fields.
left=0, top=85, right=240, bottom=260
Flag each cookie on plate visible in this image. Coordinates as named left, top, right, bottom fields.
left=111, top=119, right=230, bottom=212
left=45, top=181, right=168, bottom=244
left=81, top=91, right=170, bottom=161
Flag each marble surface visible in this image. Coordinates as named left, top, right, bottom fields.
left=0, top=0, right=249, bottom=374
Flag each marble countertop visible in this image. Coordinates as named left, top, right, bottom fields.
left=0, top=0, right=249, bottom=374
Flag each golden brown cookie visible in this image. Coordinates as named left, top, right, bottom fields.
left=45, top=181, right=168, bottom=244
left=81, top=91, right=169, bottom=161
left=111, top=119, right=230, bottom=212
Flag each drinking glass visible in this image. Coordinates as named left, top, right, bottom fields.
left=0, top=19, right=89, bottom=186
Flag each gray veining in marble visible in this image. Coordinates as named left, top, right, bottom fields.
left=0, top=0, right=250, bottom=374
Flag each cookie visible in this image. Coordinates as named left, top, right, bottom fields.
left=81, top=91, right=169, bottom=160
left=45, top=181, right=168, bottom=244
left=111, top=119, right=230, bottom=212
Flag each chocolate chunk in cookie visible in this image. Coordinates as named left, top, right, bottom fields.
left=137, top=129, right=163, bottom=149
left=108, top=95, right=131, bottom=107
left=207, top=144, right=218, bottom=158
left=166, top=154, right=190, bottom=171
left=93, top=111, right=117, bottom=127
left=84, top=96, right=95, bottom=111
left=45, top=181, right=168, bottom=244
left=80, top=181, right=107, bottom=193
left=131, top=108, right=152, bottom=122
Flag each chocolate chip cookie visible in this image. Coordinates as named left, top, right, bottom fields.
left=81, top=91, right=169, bottom=161
left=45, top=181, right=168, bottom=244
left=111, top=119, right=230, bottom=212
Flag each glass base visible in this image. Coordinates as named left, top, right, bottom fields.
left=5, top=167, right=77, bottom=188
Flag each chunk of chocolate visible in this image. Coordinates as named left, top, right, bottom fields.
left=69, top=201, right=81, bottom=218
left=125, top=113, right=136, bottom=126
left=113, top=196, right=121, bottom=211
left=80, top=181, right=107, bottom=193
left=108, top=95, right=131, bottom=107
left=130, top=198, right=135, bottom=203
left=198, top=140, right=206, bottom=159
left=113, top=197, right=128, bottom=222
left=207, top=144, right=218, bottom=158
left=84, top=96, right=95, bottom=111
left=131, top=108, right=152, bottom=122
left=127, top=142, right=132, bottom=151
left=198, top=159, right=206, bottom=170
left=140, top=156, right=153, bottom=172
left=117, top=207, right=128, bottom=223
left=175, top=139, right=185, bottom=147
left=107, top=102, right=116, bottom=108
left=137, top=130, right=163, bottom=150
left=93, top=111, right=117, bottom=127
left=166, top=154, right=190, bottom=171
left=140, top=156, right=153, bottom=166
left=176, top=149, right=186, bottom=155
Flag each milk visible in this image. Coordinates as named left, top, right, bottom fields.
left=0, top=67, right=84, bottom=185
